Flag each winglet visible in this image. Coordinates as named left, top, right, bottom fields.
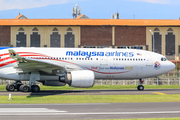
left=8, top=49, right=22, bottom=59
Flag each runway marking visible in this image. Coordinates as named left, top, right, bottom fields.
left=153, top=92, right=166, bottom=95
left=0, top=110, right=180, bottom=116
left=0, top=108, right=67, bottom=113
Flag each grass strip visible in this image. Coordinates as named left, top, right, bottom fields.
left=0, top=85, right=180, bottom=91
left=0, top=94, right=180, bottom=104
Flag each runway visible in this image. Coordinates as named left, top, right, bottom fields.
left=0, top=89, right=180, bottom=96
left=1, top=102, right=180, bottom=119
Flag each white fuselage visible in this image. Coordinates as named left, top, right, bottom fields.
left=0, top=48, right=175, bottom=81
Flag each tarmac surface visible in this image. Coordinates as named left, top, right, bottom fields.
left=1, top=103, right=180, bottom=119
left=0, top=89, right=180, bottom=119
left=0, top=89, right=180, bottom=96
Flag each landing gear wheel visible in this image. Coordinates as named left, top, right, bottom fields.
left=8, top=84, right=15, bottom=91
left=6, top=84, right=10, bottom=91
left=137, top=85, right=144, bottom=91
left=20, top=85, right=29, bottom=92
left=31, top=85, right=40, bottom=92
left=6, top=84, right=15, bottom=91
left=16, top=83, right=23, bottom=91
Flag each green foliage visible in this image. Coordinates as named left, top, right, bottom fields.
left=0, top=85, right=180, bottom=91
left=0, top=94, right=180, bottom=104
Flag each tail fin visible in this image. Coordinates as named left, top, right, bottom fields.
left=8, top=49, right=21, bottom=59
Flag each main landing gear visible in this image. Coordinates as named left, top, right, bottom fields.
left=6, top=71, right=41, bottom=92
left=137, top=79, right=145, bottom=91
left=6, top=81, right=40, bottom=92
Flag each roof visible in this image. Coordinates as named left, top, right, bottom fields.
left=0, top=19, right=180, bottom=26
left=14, top=13, right=28, bottom=19
left=75, top=15, right=89, bottom=19
left=170, top=60, right=180, bottom=63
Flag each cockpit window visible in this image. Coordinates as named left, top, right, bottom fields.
left=161, top=57, right=168, bottom=61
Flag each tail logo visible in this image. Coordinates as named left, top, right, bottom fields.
left=11, top=52, right=16, bottom=57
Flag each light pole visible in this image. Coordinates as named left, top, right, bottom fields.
left=149, top=30, right=155, bottom=52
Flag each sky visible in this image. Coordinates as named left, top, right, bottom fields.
left=0, top=0, right=180, bottom=19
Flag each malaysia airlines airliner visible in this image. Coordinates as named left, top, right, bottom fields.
left=0, top=47, right=175, bottom=92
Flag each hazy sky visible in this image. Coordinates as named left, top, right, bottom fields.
left=0, top=0, right=180, bottom=19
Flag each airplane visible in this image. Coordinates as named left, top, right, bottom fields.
left=0, top=47, right=175, bottom=92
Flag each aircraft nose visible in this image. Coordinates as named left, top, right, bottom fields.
left=169, top=61, right=175, bottom=71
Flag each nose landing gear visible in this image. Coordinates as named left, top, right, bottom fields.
left=137, top=79, right=145, bottom=91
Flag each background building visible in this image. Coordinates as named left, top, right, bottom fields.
left=0, top=14, right=180, bottom=60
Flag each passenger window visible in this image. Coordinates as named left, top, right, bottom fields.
left=127, top=58, right=129, bottom=61
left=71, top=58, right=73, bottom=60
left=82, top=58, right=84, bottom=60
left=76, top=58, right=78, bottom=60
left=119, top=58, right=121, bottom=61
left=91, top=58, right=92, bottom=60
left=116, top=58, right=118, bottom=61
left=96, top=58, right=98, bottom=60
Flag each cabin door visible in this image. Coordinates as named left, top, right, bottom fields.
left=146, top=53, right=153, bottom=66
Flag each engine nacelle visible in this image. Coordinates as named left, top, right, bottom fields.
left=59, top=70, right=95, bottom=88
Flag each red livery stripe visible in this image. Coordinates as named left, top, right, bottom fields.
left=0, top=60, right=17, bottom=68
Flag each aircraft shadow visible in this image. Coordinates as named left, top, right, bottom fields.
left=26, top=89, right=180, bottom=97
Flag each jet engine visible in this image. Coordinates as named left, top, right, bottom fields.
left=59, top=70, right=95, bottom=88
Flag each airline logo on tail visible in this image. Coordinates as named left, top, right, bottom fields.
left=11, top=52, right=16, bottom=56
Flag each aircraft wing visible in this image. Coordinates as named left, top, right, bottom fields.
left=8, top=49, right=82, bottom=74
